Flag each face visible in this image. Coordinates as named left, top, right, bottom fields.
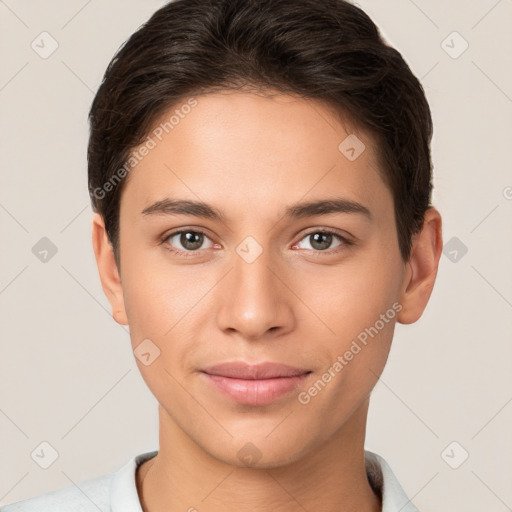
left=100, top=91, right=413, bottom=467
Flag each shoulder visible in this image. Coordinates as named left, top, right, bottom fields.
left=1, top=450, right=158, bottom=512
left=1, top=472, right=113, bottom=512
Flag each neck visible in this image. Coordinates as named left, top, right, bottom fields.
left=137, top=399, right=381, bottom=512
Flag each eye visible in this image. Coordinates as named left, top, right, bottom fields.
left=163, top=229, right=215, bottom=254
left=161, top=228, right=352, bottom=257
left=294, top=229, right=352, bottom=252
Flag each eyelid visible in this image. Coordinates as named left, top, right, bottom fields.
left=298, top=226, right=352, bottom=241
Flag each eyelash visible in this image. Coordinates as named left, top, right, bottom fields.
left=160, top=228, right=354, bottom=258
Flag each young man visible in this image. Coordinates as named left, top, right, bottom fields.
left=3, top=0, right=442, bottom=511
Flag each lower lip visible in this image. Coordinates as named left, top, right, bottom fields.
left=202, top=372, right=310, bottom=406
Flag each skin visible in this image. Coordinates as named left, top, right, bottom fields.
left=92, top=90, right=442, bottom=512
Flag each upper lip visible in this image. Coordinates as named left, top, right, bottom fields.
left=202, top=362, right=311, bottom=380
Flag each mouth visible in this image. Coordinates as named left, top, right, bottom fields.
left=200, top=361, right=312, bottom=406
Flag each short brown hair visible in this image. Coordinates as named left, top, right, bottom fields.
left=88, top=0, right=433, bottom=266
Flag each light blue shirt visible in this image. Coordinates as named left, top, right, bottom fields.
left=2, top=450, right=419, bottom=511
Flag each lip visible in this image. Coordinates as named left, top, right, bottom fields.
left=201, top=362, right=312, bottom=406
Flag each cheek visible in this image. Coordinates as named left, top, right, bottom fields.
left=120, top=250, right=217, bottom=375
left=297, top=247, right=403, bottom=377
left=306, top=258, right=401, bottom=334
left=122, top=276, right=169, bottom=340
left=121, top=269, right=193, bottom=395
left=120, top=245, right=192, bottom=333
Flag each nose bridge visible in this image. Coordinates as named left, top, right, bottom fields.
left=216, top=237, right=293, bottom=339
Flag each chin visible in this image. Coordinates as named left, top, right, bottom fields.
left=202, top=429, right=317, bottom=470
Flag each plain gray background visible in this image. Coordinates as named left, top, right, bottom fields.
left=1, top=1, right=511, bottom=510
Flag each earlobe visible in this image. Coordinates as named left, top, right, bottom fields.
left=397, top=207, right=443, bottom=325
left=91, top=213, right=129, bottom=326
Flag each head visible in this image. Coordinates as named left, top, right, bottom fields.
left=90, top=0, right=442, bottom=467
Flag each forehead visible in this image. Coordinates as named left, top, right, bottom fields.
left=120, top=91, right=390, bottom=220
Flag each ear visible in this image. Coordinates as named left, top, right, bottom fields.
left=91, top=213, right=128, bottom=325
left=397, top=207, right=443, bottom=324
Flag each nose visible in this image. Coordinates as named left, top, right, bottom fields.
left=215, top=245, right=295, bottom=341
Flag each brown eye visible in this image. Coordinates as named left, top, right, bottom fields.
left=309, top=232, right=335, bottom=251
left=295, top=230, right=349, bottom=252
left=165, top=230, right=213, bottom=252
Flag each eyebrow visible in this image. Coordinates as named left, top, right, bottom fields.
left=141, top=197, right=372, bottom=221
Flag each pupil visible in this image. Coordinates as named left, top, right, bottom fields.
left=181, top=231, right=203, bottom=250
left=311, top=232, right=331, bottom=250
